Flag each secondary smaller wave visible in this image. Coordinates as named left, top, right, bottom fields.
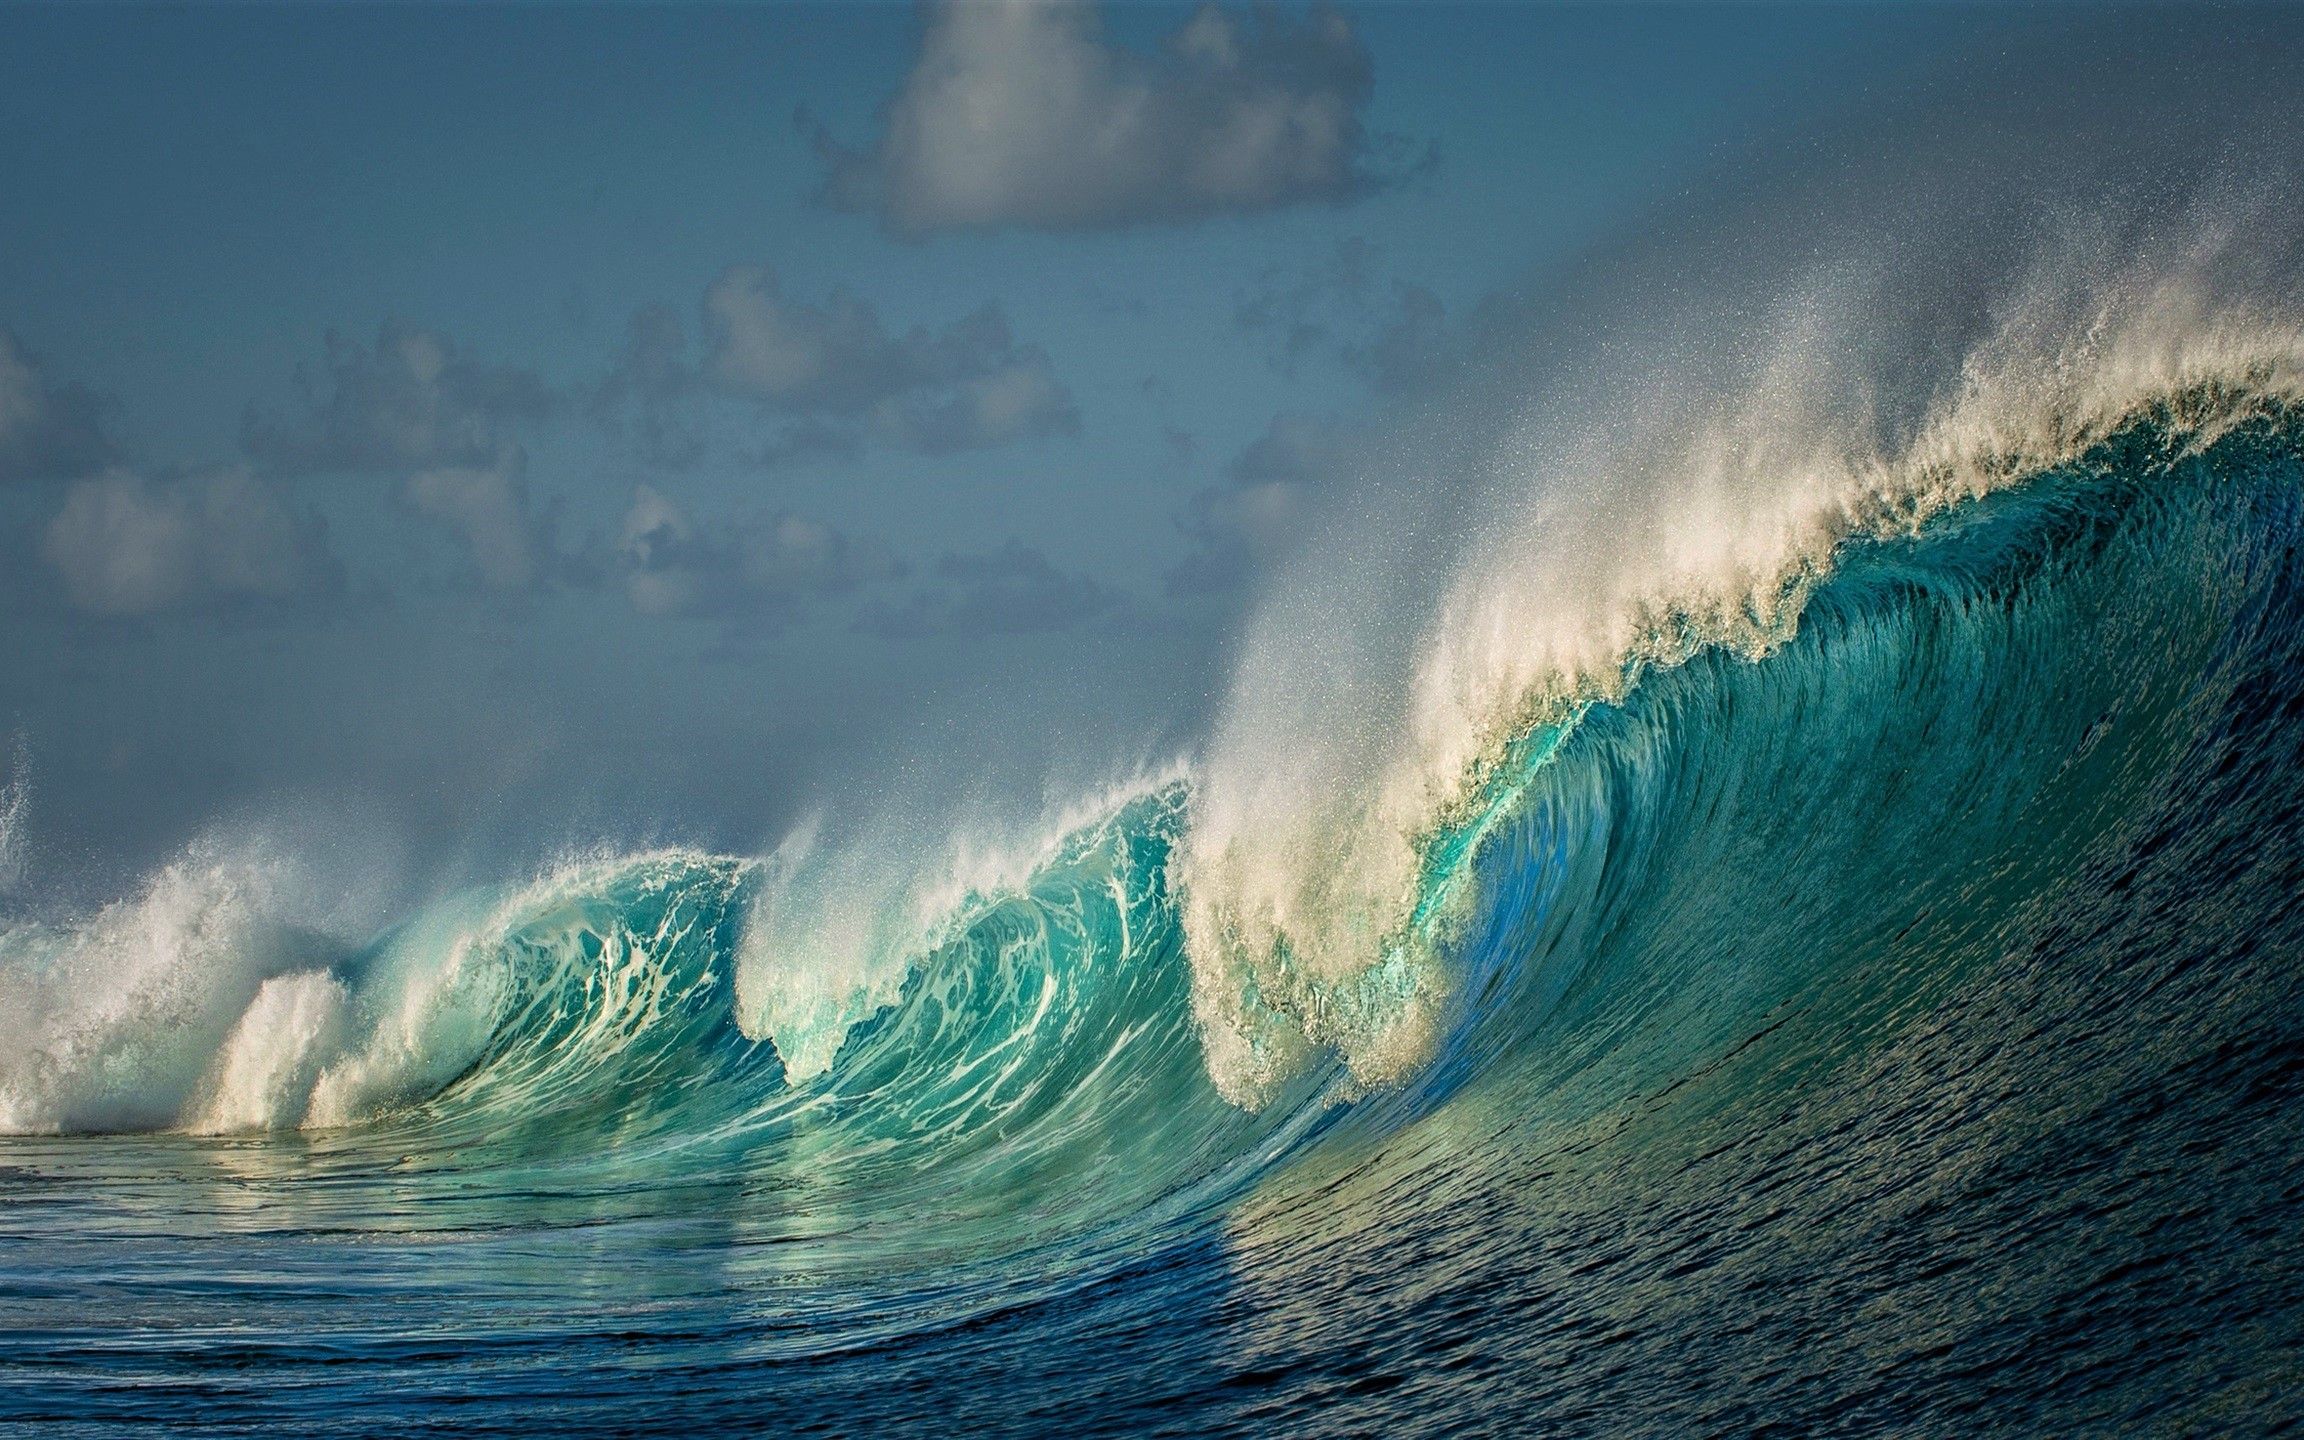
left=0, top=841, right=753, bottom=1138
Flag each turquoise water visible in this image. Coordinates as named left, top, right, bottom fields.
left=8, top=408, right=2304, bottom=1431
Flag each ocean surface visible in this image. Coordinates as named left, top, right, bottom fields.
left=9, top=191, right=2304, bottom=1433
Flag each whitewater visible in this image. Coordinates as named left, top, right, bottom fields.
left=11, top=72, right=2304, bottom=1438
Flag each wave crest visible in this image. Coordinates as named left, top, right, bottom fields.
left=1176, top=202, right=2304, bottom=1105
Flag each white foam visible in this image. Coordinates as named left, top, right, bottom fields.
left=191, top=970, right=349, bottom=1134
left=0, top=841, right=325, bottom=1133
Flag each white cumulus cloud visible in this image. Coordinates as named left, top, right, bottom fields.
left=43, top=468, right=336, bottom=617
left=817, top=0, right=1406, bottom=236
left=403, top=450, right=552, bottom=593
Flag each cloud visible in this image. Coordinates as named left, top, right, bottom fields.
left=861, top=539, right=1120, bottom=638
left=597, top=266, right=1078, bottom=464
left=816, top=0, right=1414, bottom=236
left=616, top=484, right=903, bottom=621
left=402, top=449, right=559, bottom=594
left=1165, top=412, right=1341, bottom=597
left=0, top=329, right=115, bottom=483
left=244, top=322, right=551, bottom=476
left=704, top=266, right=1079, bottom=452
left=41, top=468, right=339, bottom=617
left=1233, top=238, right=1449, bottom=389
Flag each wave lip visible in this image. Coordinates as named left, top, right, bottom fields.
left=1177, top=224, right=2304, bottom=1106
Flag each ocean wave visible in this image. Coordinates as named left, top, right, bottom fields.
left=1176, top=207, right=2304, bottom=1104
left=5, top=388, right=2302, bottom=1164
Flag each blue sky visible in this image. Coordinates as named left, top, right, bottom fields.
left=0, top=2, right=2036, bottom=886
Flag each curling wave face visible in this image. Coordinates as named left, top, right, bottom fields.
left=1178, top=218, right=2304, bottom=1105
